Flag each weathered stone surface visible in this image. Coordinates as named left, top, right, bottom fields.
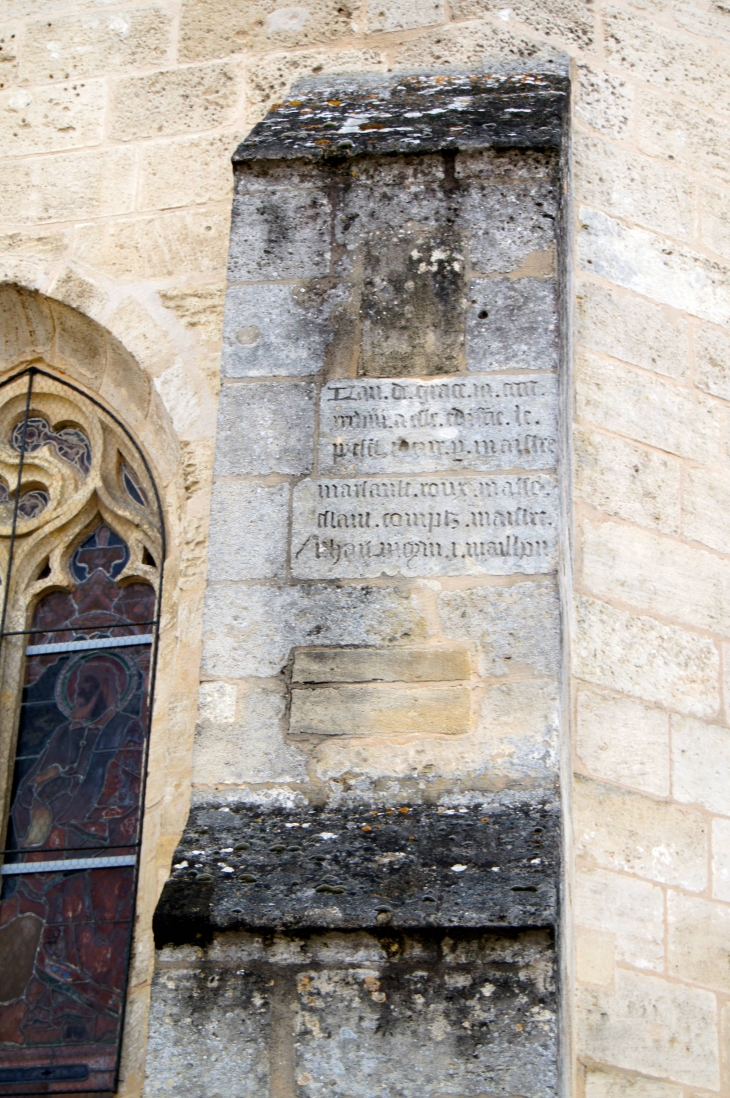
left=463, top=178, right=558, bottom=275
left=671, top=715, right=730, bottom=816
left=146, top=929, right=556, bottom=1098
left=227, top=179, right=331, bottom=282
left=154, top=801, right=560, bottom=936
left=291, top=645, right=471, bottom=683
left=201, top=584, right=428, bottom=678
left=291, top=473, right=558, bottom=578
left=109, top=61, right=239, bottom=141
left=221, top=283, right=333, bottom=377
left=576, top=868, right=664, bottom=972
left=712, top=817, right=730, bottom=902
left=585, top=1069, right=682, bottom=1098
left=318, top=376, right=558, bottom=476
left=207, top=481, right=289, bottom=581
left=576, top=686, right=670, bottom=796
left=214, top=381, right=315, bottom=476
left=467, top=277, right=558, bottom=371
left=668, top=891, right=730, bottom=994
left=289, top=682, right=471, bottom=736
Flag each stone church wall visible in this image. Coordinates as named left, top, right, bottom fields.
left=0, top=1, right=729, bottom=1096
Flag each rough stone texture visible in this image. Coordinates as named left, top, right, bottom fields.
left=671, top=715, right=730, bottom=817
left=667, top=891, right=730, bottom=994
left=576, top=868, right=664, bottom=972
left=206, top=481, right=289, bottom=581
left=214, top=381, right=315, bottom=476
left=576, top=686, right=670, bottom=796
left=147, top=929, right=557, bottom=1098
left=291, top=645, right=471, bottom=683
left=712, top=817, right=730, bottom=902
left=467, top=278, right=558, bottom=372
left=227, top=183, right=332, bottom=282
left=221, top=283, right=333, bottom=377
left=154, top=801, right=560, bottom=937
left=289, top=683, right=472, bottom=736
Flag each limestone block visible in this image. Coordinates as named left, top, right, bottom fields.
left=578, top=970, right=718, bottom=1088
left=478, top=678, right=559, bottom=780
left=578, top=207, right=730, bottom=327
left=214, top=381, right=315, bottom=476
left=585, top=1069, right=683, bottom=1098
left=576, top=352, right=720, bottom=464
left=701, top=185, right=730, bottom=260
left=318, top=375, right=559, bottom=475
left=291, top=474, right=558, bottom=578
left=289, top=683, right=471, bottom=736
left=576, top=867, right=664, bottom=972
left=228, top=185, right=331, bottom=282
left=574, top=596, right=720, bottom=719
left=74, top=209, right=230, bottom=280
left=682, top=465, right=730, bottom=554
left=222, top=283, right=332, bottom=377
left=0, top=147, right=136, bottom=224
left=0, top=79, right=104, bottom=156
left=450, top=0, right=594, bottom=46
left=0, top=25, right=17, bottom=87
left=198, top=681, right=236, bottom=723
left=668, top=891, right=730, bottom=993
left=466, top=278, right=558, bottom=372
left=206, top=481, right=289, bottom=581
left=366, top=0, right=443, bottom=31
left=179, top=0, right=361, bottom=61
left=106, top=297, right=175, bottom=377
left=576, top=686, right=669, bottom=797
left=574, top=132, right=693, bottom=240
left=110, top=61, right=239, bottom=141
left=574, top=62, right=634, bottom=138
left=696, top=322, right=730, bottom=401
left=194, top=684, right=307, bottom=785
left=712, top=817, right=730, bottom=902
left=462, top=177, right=558, bottom=275
left=672, top=715, right=730, bottom=816
left=49, top=299, right=108, bottom=389
left=246, top=48, right=387, bottom=120
left=139, top=132, right=235, bottom=211
left=0, top=229, right=67, bottom=262
left=575, top=928, right=615, bottom=986
left=574, top=777, right=707, bottom=891
left=21, top=6, right=172, bottom=82
left=153, top=360, right=217, bottom=439
left=158, top=283, right=226, bottom=346
left=0, top=285, right=53, bottom=369
left=576, top=280, right=690, bottom=381
left=201, top=584, right=427, bottom=678
left=439, top=580, right=559, bottom=683
left=47, top=267, right=106, bottom=316
left=637, top=88, right=730, bottom=187
left=291, top=645, right=470, bottom=683
left=574, top=426, right=680, bottom=535
left=583, top=519, right=730, bottom=636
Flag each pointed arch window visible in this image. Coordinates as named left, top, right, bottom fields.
left=0, top=368, right=164, bottom=1095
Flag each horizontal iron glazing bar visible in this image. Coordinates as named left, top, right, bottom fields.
left=1, top=620, right=158, bottom=637
left=0, top=854, right=137, bottom=875
left=26, top=634, right=154, bottom=655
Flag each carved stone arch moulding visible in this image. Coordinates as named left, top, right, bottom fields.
left=0, top=365, right=165, bottom=1096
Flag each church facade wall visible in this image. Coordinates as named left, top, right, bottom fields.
left=0, top=0, right=729, bottom=1095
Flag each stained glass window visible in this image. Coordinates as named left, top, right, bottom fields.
left=0, top=369, right=163, bottom=1095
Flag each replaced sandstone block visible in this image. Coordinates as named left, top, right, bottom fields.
left=289, top=683, right=471, bottom=736
left=291, top=645, right=471, bottom=683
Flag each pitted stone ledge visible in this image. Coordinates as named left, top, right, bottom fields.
left=153, top=801, right=559, bottom=945
left=232, top=74, right=569, bottom=164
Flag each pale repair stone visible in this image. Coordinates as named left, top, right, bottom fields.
left=578, top=969, right=719, bottom=1088
left=466, top=278, right=558, bottom=372
left=576, top=352, right=720, bottom=465
left=439, top=580, right=560, bottom=679
left=222, top=283, right=332, bottom=377
left=585, top=1069, right=683, bottom=1098
left=214, top=381, right=315, bottom=476
left=576, top=868, right=665, bottom=972
left=575, top=928, right=615, bottom=986
left=158, top=283, right=226, bottom=344
left=696, top=322, right=730, bottom=401
left=576, top=280, right=690, bottom=381
left=139, top=132, right=235, bottom=211
left=574, top=62, right=634, bottom=137
left=574, top=426, right=680, bottom=535
left=0, top=79, right=105, bottom=156
left=671, top=715, right=730, bottom=817
left=74, top=209, right=230, bottom=280
left=0, top=147, right=137, bottom=224
left=110, top=61, right=239, bottom=141
left=289, top=682, right=471, bottom=736
left=207, top=481, right=289, bottom=582
left=291, top=474, right=558, bottom=578
left=668, top=891, right=730, bottom=994
left=291, top=645, right=470, bottom=683
left=106, top=297, right=175, bottom=377
left=366, top=0, right=443, bottom=31
left=575, top=596, right=720, bottom=719
left=576, top=686, right=670, bottom=797
left=198, top=681, right=237, bottom=723
left=227, top=185, right=331, bottom=281
left=194, top=685, right=307, bottom=786
left=201, top=584, right=427, bottom=679
left=318, top=375, right=558, bottom=475
left=574, top=777, right=707, bottom=892
left=712, top=817, right=730, bottom=902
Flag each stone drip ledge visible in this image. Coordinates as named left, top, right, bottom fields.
left=233, top=74, right=569, bottom=164
left=153, top=801, right=559, bottom=945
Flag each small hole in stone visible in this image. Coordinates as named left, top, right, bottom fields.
left=142, top=546, right=156, bottom=568
left=478, top=309, right=489, bottom=319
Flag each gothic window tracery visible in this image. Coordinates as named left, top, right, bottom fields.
left=0, top=368, right=163, bottom=1095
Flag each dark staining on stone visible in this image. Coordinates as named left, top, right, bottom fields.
left=153, top=802, right=559, bottom=946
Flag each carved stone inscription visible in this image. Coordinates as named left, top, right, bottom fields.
left=318, top=375, right=558, bottom=475
left=291, top=473, right=558, bottom=578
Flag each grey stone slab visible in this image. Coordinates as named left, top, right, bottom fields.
left=222, top=283, right=334, bottom=377
left=207, top=481, right=289, bottom=581
left=467, top=277, right=559, bottom=372
left=227, top=185, right=331, bottom=281
left=291, top=474, right=558, bottom=578
left=201, top=583, right=427, bottom=678
left=214, top=381, right=315, bottom=476
left=318, top=375, right=558, bottom=475
left=462, top=177, right=558, bottom=274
